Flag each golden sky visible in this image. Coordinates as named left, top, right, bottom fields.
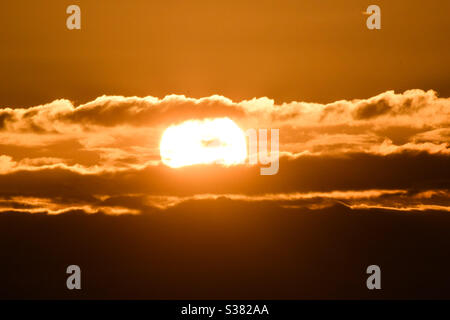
left=0, top=89, right=448, bottom=214
left=0, top=0, right=449, bottom=107
left=0, top=0, right=449, bottom=300
left=0, top=0, right=449, bottom=215
left=0, top=0, right=448, bottom=214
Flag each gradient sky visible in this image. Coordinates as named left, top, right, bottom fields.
left=0, top=0, right=449, bottom=107
left=0, top=0, right=449, bottom=299
left=0, top=0, right=448, bottom=220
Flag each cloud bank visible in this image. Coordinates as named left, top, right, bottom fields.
left=0, top=89, right=448, bottom=214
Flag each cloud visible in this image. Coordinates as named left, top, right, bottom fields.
left=2, top=199, right=450, bottom=299
left=0, top=90, right=448, bottom=214
left=0, top=187, right=448, bottom=216
left=0, top=90, right=447, bottom=160
left=0, top=151, right=447, bottom=215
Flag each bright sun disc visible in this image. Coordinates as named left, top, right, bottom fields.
left=160, top=118, right=247, bottom=168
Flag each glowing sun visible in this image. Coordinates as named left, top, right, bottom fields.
left=160, top=118, right=247, bottom=168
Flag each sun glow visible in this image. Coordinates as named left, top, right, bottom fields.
left=160, top=118, right=247, bottom=168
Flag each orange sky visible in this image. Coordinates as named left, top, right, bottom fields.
left=0, top=0, right=448, bottom=215
left=0, top=89, right=448, bottom=214
left=0, top=0, right=449, bottom=300
left=0, top=0, right=449, bottom=107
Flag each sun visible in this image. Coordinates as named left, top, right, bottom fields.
left=160, top=118, right=247, bottom=168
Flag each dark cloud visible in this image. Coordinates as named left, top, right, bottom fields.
left=0, top=112, right=13, bottom=129
left=353, top=98, right=391, bottom=119
left=1, top=201, right=450, bottom=299
left=0, top=152, right=447, bottom=215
